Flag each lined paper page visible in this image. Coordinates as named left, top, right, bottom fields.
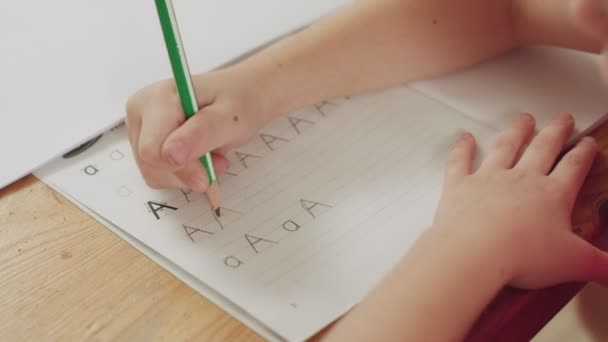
left=37, top=85, right=497, bottom=340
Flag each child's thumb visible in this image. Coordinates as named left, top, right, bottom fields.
left=161, top=109, right=238, bottom=167
left=559, top=234, right=608, bottom=285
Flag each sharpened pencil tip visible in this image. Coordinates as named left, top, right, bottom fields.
left=206, top=182, right=221, bottom=217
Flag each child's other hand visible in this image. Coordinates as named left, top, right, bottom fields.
left=125, top=68, right=270, bottom=192
left=570, top=0, right=608, bottom=79
left=432, top=113, right=608, bottom=289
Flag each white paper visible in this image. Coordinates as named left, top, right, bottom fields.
left=411, top=47, right=608, bottom=137
left=0, top=0, right=350, bottom=189
left=35, top=46, right=608, bottom=340
left=37, top=86, right=498, bottom=341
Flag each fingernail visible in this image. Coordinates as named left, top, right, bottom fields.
left=559, top=113, right=575, bottom=124
left=460, top=131, right=472, bottom=140
left=164, top=141, right=188, bottom=166
left=519, top=113, right=534, bottom=124
left=582, top=136, right=597, bottom=144
left=580, top=136, right=598, bottom=151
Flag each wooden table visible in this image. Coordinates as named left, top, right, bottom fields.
left=3, top=121, right=608, bottom=341
left=0, top=178, right=262, bottom=340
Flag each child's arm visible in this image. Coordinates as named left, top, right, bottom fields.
left=515, top=0, right=608, bottom=53
left=125, top=0, right=608, bottom=193
left=321, top=113, right=608, bottom=341
left=238, top=0, right=521, bottom=117
left=225, top=0, right=608, bottom=117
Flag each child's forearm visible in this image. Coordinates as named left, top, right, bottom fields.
left=514, top=0, right=607, bottom=51
left=236, top=0, right=522, bottom=117
left=323, top=227, right=514, bottom=341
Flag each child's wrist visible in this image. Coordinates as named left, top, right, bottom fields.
left=236, top=64, right=287, bottom=119
left=235, top=53, right=319, bottom=121
left=420, top=223, right=521, bottom=286
left=206, top=61, right=286, bottom=124
left=190, top=66, right=278, bottom=126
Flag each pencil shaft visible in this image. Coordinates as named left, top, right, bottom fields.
left=154, top=0, right=217, bottom=184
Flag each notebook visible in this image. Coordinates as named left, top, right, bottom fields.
left=0, top=0, right=349, bottom=190
left=36, top=47, right=608, bottom=341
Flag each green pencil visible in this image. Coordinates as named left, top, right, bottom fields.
left=154, top=0, right=221, bottom=216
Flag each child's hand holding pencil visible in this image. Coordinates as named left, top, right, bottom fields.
left=127, top=0, right=608, bottom=216
left=126, top=0, right=276, bottom=215
left=125, top=67, right=268, bottom=195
